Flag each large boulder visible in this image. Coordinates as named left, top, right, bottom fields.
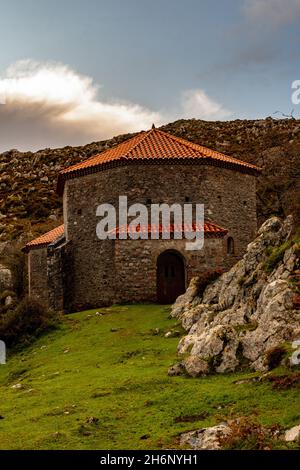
left=0, top=263, right=13, bottom=292
left=171, top=216, right=300, bottom=375
left=180, top=418, right=282, bottom=450
left=180, top=423, right=232, bottom=450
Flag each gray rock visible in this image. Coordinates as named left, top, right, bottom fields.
left=184, top=355, right=210, bottom=377
left=40, top=176, right=49, bottom=183
left=11, top=383, right=23, bottom=390
left=172, top=216, right=300, bottom=375
left=171, top=277, right=202, bottom=320
left=284, top=425, right=300, bottom=442
left=180, top=423, right=232, bottom=450
left=164, top=330, right=181, bottom=338
left=4, top=295, right=13, bottom=306
left=0, top=264, right=13, bottom=291
left=167, top=362, right=185, bottom=376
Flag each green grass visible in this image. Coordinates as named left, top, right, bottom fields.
left=0, top=304, right=299, bottom=450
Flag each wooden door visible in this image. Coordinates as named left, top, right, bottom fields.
left=157, top=251, right=185, bottom=304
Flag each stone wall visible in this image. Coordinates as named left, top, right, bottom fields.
left=47, top=240, right=74, bottom=312
left=28, top=241, right=73, bottom=312
left=28, top=248, right=48, bottom=306
left=62, top=163, right=257, bottom=310
left=114, top=237, right=225, bottom=304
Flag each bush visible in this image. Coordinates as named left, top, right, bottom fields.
left=220, top=417, right=280, bottom=450
left=264, top=226, right=300, bottom=274
left=264, top=241, right=290, bottom=273
left=0, top=297, right=60, bottom=347
left=265, top=345, right=287, bottom=370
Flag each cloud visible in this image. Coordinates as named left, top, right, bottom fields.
left=181, top=89, right=231, bottom=120
left=0, top=60, right=230, bottom=152
left=0, top=60, right=162, bottom=152
left=243, top=0, right=300, bottom=29
left=198, top=1, right=299, bottom=80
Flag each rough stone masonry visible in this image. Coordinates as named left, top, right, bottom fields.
left=24, top=127, right=260, bottom=312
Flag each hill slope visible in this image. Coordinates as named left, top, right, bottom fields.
left=0, top=118, right=300, bottom=244
left=0, top=304, right=299, bottom=450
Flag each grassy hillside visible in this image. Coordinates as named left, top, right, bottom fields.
left=0, top=304, right=299, bottom=450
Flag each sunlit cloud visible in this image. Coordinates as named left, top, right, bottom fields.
left=181, top=89, right=231, bottom=120
left=0, top=60, right=231, bottom=152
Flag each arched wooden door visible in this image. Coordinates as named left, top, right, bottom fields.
left=157, top=251, right=186, bottom=304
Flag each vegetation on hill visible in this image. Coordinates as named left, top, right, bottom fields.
left=0, top=118, right=300, bottom=244
left=0, top=304, right=299, bottom=450
left=0, top=297, right=59, bottom=347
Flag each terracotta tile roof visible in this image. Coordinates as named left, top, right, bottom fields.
left=23, top=225, right=64, bottom=252
left=108, top=221, right=228, bottom=238
left=57, top=127, right=260, bottom=194
left=23, top=220, right=226, bottom=253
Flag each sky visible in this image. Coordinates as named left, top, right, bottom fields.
left=0, top=0, right=300, bottom=152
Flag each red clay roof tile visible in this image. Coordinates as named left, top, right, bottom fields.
left=23, top=220, right=227, bottom=253
left=57, top=127, right=260, bottom=194
left=108, top=221, right=227, bottom=238
left=23, top=225, right=64, bottom=252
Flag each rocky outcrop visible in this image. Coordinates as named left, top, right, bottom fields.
left=284, top=425, right=300, bottom=442
left=171, top=216, right=300, bottom=375
left=180, top=423, right=232, bottom=450
left=180, top=418, right=282, bottom=450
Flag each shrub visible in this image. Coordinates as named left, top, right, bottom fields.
left=264, top=226, right=300, bottom=274
left=238, top=276, right=247, bottom=286
left=267, top=372, right=300, bottom=390
left=265, top=345, right=287, bottom=370
left=220, top=417, right=280, bottom=450
left=0, top=297, right=60, bottom=347
left=264, top=241, right=290, bottom=273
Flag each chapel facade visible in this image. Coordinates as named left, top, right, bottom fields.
left=24, top=127, right=260, bottom=312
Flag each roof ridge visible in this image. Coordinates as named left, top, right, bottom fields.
left=61, top=130, right=149, bottom=174
left=97, top=129, right=151, bottom=161
left=155, top=128, right=259, bottom=169
left=108, top=220, right=228, bottom=236
left=23, top=224, right=65, bottom=252
left=154, top=128, right=201, bottom=159
left=57, top=126, right=261, bottom=195
left=126, top=128, right=153, bottom=158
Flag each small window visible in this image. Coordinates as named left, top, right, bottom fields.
left=243, top=201, right=247, bottom=207
left=77, top=208, right=82, bottom=215
left=146, top=198, right=152, bottom=205
left=227, top=237, right=234, bottom=255
left=185, top=196, right=190, bottom=203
